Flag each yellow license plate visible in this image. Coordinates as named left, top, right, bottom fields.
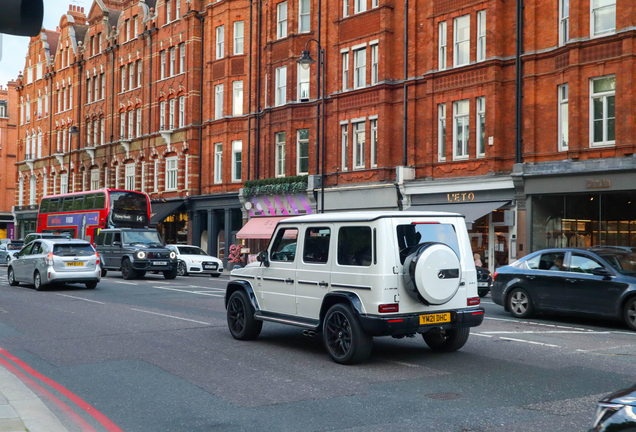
left=419, top=313, right=451, bottom=325
left=66, top=262, right=84, bottom=267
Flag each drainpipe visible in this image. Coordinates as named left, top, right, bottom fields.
left=402, top=0, right=408, bottom=167
left=47, top=72, right=53, bottom=157
left=515, top=0, right=524, bottom=164
left=247, top=0, right=253, bottom=180
left=198, top=13, right=205, bottom=195
left=255, top=0, right=262, bottom=179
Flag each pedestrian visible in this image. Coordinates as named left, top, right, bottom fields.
left=474, top=253, right=482, bottom=267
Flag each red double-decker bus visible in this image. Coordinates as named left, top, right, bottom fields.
left=36, top=189, right=151, bottom=244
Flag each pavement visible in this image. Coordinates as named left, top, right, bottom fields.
left=0, top=363, right=68, bottom=432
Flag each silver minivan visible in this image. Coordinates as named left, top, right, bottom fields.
left=8, top=239, right=101, bottom=290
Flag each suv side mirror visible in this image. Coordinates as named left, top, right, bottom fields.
left=257, top=251, right=270, bottom=267
left=112, top=241, right=121, bottom=247
left=591, top=267, right=611, bottom=277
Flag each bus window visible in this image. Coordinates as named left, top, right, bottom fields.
left=39, top=199, right=49, bottom=213
left=62, top=198, right=73, bottom=211
left=72, top=196, right=84, bottom=211
left=49, top=198, right=59, bottom=212
left=94, top=193, right=106, bottom=209
left=83, top=194, right=95, bottom=210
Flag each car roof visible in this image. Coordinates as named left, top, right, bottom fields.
left=526, top=247, right=636, bottom=256
left=277, top=211, right=464, bottom=224
left=39, top=239, right=92, bottom=245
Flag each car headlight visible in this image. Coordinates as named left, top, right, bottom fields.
left=592, top=403, right=625, bottom=428
left=189, top=259, right=201, bottom=264
left=170, top=251, right=176, bottom=259
left=136, top=251, right=146, bottom=259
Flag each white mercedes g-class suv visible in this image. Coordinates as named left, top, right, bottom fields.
left=225, top=211, right=484, bottom=364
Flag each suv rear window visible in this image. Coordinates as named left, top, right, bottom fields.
left=338, top=226, right=372, bottom=266
left=396, top=223, right=460, bottom=264
left=53, top=244, right=95, bottom=256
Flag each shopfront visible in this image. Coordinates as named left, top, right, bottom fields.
left=0, top=213, right=15, bottom=240
left=404, top=177, right=516, bottom=272
left=151, top=199, right=187, bottom=245
left=13, top=205, right=39, bottom=240
left=517, top=161, right=636, bottom=253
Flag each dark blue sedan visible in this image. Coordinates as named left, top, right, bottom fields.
left=491, top=247, right=636, bottom=331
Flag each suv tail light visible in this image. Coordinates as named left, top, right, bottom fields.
left=95, top=252, right=100, bottom=265
left=378, top=303, right=399, bottom=313
left=467, top=297, right=480, bottom=306
left=492, top=271, right=498, bottom=282
left=45, top=252, right=54, bottom=267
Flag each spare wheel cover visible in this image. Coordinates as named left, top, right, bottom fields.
left=413, top=243, right=461, bottom=305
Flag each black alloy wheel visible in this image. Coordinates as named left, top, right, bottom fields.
left=121, top=259, right=137, bottom=280
left=323, top=303, right=372, bottom=365
left=508, top=287, right=534, bottom=318
left=624, top=297, right=636, bottom=331
left=34, top=271, right=43, bottom=291
left=137, top=271, right=146, bottom=278
left=8, top=268, right=18, bottom=286
left=423, top=327, right=470, bottom=352
left=163, top=269, right=178, bottom=280
left=177, top=261, right=188, bottom=277
left=227, top=290, right=262, bottom=340
left=85, top=281, right=98, bottom=290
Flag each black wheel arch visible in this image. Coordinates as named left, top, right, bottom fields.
left=619, top=292, right=636, bottom=316
left=319, top=291, right=365, bottom=324
left=225, top=280, right=260, bottom=311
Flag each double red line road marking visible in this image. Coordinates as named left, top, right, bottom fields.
left=0, top=347, right=123, bottom=432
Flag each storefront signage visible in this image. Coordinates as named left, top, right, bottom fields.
left=447, top=192, right=475, bottom=202
left=249, top=194, right=313, bottom=217
left=586, top=179, right=611, bottom=189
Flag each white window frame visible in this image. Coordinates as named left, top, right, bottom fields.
left=179, top=43, right=185, bottom=73
left=170, top=47, right=176, bottom=76
left=176, top=0, right=180, bottom=19
left=160, top=101, right=166, bottom=130
left=354, top=0, right=366, bottom=14
left=275, top=66, right=287, bottom=106
left=179, top=96, right=185, bottom=127
left=558, top=84, right=569, bottom=151
left=233, top=21, right=244, bottom=55
left=439, top=21, right=447, bottom=70
left=297, top=64, right=310, bottom=101
left=136, top=108, right=142, bottom=137
left=128, top=111, right=134, bottom=139
left=90, top=168, right=99, bottom=190
left=129, top=62, right=135, bottom=89
left=297, top=129, right=309, bottom=175
left=134, top=15, right=138, bottom=37
left=370, top=118, right=377, bottom=167
left=233, top=81, right=244, bottom=116
left=215, top=84, right=224, bottom=119
left=438, top=104, right=446, bottom=161
left=87, top=78, right=92, bottom=103
left=94, top=77, right=99, bottom=101
left=343, top=0, right=349, bottom=17
left=353, top=121, right=365, bottom=169
left=590, top=75, right=616, bottom=147
left=277, top=2, right=288, bottom=39
left=154, top=160, right=159, bottom=192
left=120, top=114, right=126, bottom=138
left=166, top=157, right=178, bottom=190
left=453, top=99, right=470, bottom=160
left=166, top=0, right=172, bottom=23
left=125, top=163, right=135, bottom=191
left=60, top=173, right=68, bottom=194
left=169, top=99, right=175, bottom=129
left=121, top=65, right=126, bottom=92
left=341, top=123, right=349, bottom=171
left=453, top=15, right=470, bottom=67
left=299, top=0, right=310, bottom=33
left=275, top=132, right=286, bottom=177
left=476, top=97, right=486, bottom=158
left=93, top=120, right=98, bottom=146
left=231, top=140, right=242, bottom=182
left=370, top=43, right=378, bottom=85
left=216, top=26, right=225, bottom=59
left=101, top=74, right=106, bottom=99
left=342, top=51, right=349, bottom=91
left=29, top=176, right=35, bottom=205
left=214, top=143, right=223, bottom=184
left=160, top=51, right=166, bottom=79
left=477, top=10, right=486, bottom=62
left=353, top=48, right=366, bottom=89
left=100, top=119, right=105, bottom=145
left=559, top=0, right=569, bottom=46
left=591, top=0, right=616, bottom=38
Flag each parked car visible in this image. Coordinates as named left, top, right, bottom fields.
left=166, top=245, right=223, bottom=277
left=94, top=228, right=178, bottom=280
left=24, top=232, right=72, bottom=244
left=476, top=266, right=492, bottom=297
left=0, top=241, right=24, bottom=264
left=491, top=248, right=636, bottom=330
left=226, top=211, right=484, bottom=364
left=590, top=384, right=636, bottom=431
left=7, top=239, right=101, bottom=290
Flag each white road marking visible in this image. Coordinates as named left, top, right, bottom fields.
left=55, top=293, right=105, bottom=304
left=611, top=331, right=636, bottom=336
left=191, top=291, right=224, bottom=297
left=130, top=308, right=210, bottom=325
left=153, top=281, right=172, bottom=285
left=482, top=330, right=611, bottom=335
left=499, top=336, right=560, bottom=348
left=472, top=333, right=493, bottom=338
left=485, top=317, right=590, bottom=331
left=151, top=286, right=225, bottom=297
left=110, top=280, right=138, bottom=285
left=481, top=301, right=496, bottom=305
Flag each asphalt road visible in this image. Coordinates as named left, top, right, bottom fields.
left=0, top=268, right=634, bottom=432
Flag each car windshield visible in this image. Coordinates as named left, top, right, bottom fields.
left=122, top=231, right=163, bottom=246
left=53, top=244, right=95, bottom=256
left=177, top=246, right=208, bottom=256
left=598, top=253, right=636, bottom=275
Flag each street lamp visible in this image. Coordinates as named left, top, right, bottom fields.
left=297, top=40, right=326, bottom=213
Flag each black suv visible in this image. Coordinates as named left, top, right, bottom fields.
left=94, top=229, right=178, bottom=280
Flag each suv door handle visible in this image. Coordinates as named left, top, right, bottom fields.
left=526, top=276, right=536, bottom=280
left=565, top=278, right=577, bottom=284
left=318, top=281, right=328, bottom=288
left=285, top=278, right=294, bottom=284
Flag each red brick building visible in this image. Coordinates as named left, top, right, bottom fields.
left=13, top=0, right=634, bottom=268
left=0, top=83, right=18, bottom=239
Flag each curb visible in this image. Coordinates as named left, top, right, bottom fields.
left=0, top=363, right=69, bottom=432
